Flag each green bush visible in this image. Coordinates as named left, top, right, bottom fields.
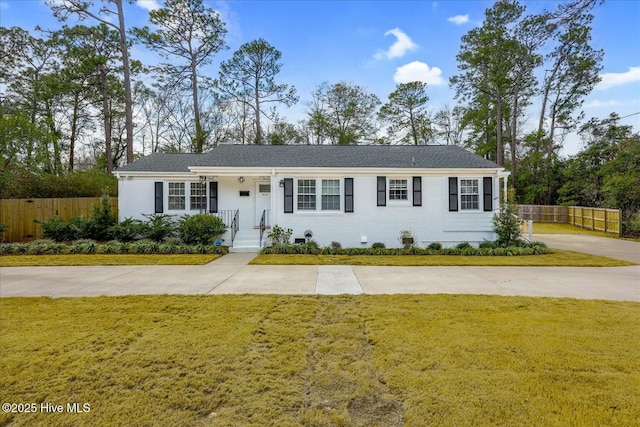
left=479, top=241, right=496, bottom=249
left=36, top=217, right=76, bottom=242
left=456, top=242, right=472, bottom=250
left=371, top=242, right=386, bottom=249
left=140, top=214, right=176, bottom=242
left=427, top=242, right=442, bottom=251
left=177, top=214, right=226, bottom=245
left=85, top=192, right=117, bottom=241
left=330, top=241, right=343, bottom=250
left=108, top=218, right=144, bottom=242
left=492, top=194, right=522, bottom=247
left=26, top=239, right=65, bottom=255
left=267, top=225, right=292, bottom=246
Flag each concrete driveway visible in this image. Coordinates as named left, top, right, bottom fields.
left=2, top=235, right=639, bottom=301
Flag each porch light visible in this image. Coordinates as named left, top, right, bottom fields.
left=279, top=180, right=284, bottom=187
left=199, top=175, right=207, bottom=186
left=238, top=176, right=245, bottom=183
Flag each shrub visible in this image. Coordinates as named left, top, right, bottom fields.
left=479, top=241, right=496, bottom=249
left=140, top=214, right=176, bottom=242
left=267, top=225, right=292, bottom=246
left=108, top=218, right=144, bottom=242
left=85, top=191, right=117, bottom=241
left=456, top=242, right=472, bottom=250
left=132, top=239, right=160, bottom=254
left=492, top=192, right=522, bottom=247
left=36, top=217, right=76, bottom=242
left=461, top=247, right=479, bottom=256
left=371, top=242, right=386, bottom=249
left=427, top=242, right=442, bottom=251
left=26, top=239, right=65, bottom=255
left=177, top=214, right=226, bottom=245
left=330, top=241, right=342, bottom=250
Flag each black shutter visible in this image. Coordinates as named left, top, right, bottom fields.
left=448, top=177, right=458, bottom=212
left=413, top=176, right=422, bottom=207
left=154, top=182, right=163, bottom=213
left=483, top=177, right=493, bottom=212
left=344, top=178, right=354, bottom=213
left=284, top=178, right=293, bottom=213
left=209, top=181, right=218, bottom=213
left=377, top=176, right=386, bottom=206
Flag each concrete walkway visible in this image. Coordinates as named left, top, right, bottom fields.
left=1, top=249, right=638, bottom=301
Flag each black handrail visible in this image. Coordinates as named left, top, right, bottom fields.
left=230, top=210, right=239, bottom=243
left=259, top=210, right=266, bottom=247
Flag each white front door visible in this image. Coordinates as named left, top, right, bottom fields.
left=254, top=181, right=271, bottom=227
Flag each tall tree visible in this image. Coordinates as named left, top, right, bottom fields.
left=378, top=81, right=432, bottom=145
left=450, top=0, right=530, bottom=166
left=433, top=105, right=467, bottom=146
left=47, top=0, right=135, bottom=164
left=305, top=82, right=381, bottom=145
left=132, top=0, right=227, bottom=153
left=214, top=38, right=298, bottom=145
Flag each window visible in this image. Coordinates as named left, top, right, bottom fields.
left=190, top=182, right=206, bottom=210
left=297, top=179, right=316, bottom=210
left=389, top=179, right=408, bottom=200
left=168, top=182, right=185, bottom=210
left=460, top=179, right=479, bottom=210
left=321, top=179, right=340, bottom=210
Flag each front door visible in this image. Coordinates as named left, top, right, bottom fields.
left=254, top=181, right=271, bottom=227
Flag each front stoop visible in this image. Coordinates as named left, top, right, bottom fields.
left=230, top=229, right=263, bottom=253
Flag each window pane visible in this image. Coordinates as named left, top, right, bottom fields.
left=297, top=179, right=316, bottom=210
left=168, top=182, right=185, bottom=210
left=321, top=179, right=340, bottom=210
left=389, top=179, right=408, bottom=200
left=460, top=179, right=479, bottom=210
left=190, top=182, right=206, bottom=210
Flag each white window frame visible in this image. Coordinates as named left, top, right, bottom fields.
left=297, top=179, right=316, bottom=211
left=295, top=178, right=342, bottom=212
left=460, top=178, right=480, bottom=211
left=168, top=182, right=185, bottom=210
left=321, top=179, right=341, bottom=211
left=190, top=182, right=206, bottom=211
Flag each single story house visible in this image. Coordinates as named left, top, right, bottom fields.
left=113, top=144, right=509, bottom=251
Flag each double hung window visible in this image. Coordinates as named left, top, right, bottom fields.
left=460, top=179, right=479, bottom=210
left=168, top=182, right=185, bottom=210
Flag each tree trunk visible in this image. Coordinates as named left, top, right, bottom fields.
left=115, top=0, right=134, bottom=164
left=69, top=91, right=79, bottom=171
left=510, top=93, right=518, bottom=189
left=191, top=56, right=203, bottom=152
left=100, top=69, right=113, bottom=173
left=496, top=92, right=504, bottom=166
left=254, top=82, right=261, bottom=145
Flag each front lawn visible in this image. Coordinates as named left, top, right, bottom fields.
left=250, top=249, right=634, bottom=267
left=0, top=254, right=221, bottom=267
left=1, top=295, right=638, bottom=426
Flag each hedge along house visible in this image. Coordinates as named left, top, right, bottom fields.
left=113, top=144, right=509, bottom=251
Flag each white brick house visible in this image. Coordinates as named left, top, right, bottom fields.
left=114, top=145, right=509, bottom=250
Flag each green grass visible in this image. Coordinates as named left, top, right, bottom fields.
left=0, top=254, right=221, bottom=267
left=1, top=295, right=638, bottom=426
left=532, top=222, right=639, bottom=240
left=250, top=249, right=634, bottom=267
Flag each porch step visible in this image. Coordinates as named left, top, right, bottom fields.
left=230, top=229, right=263, bottom=253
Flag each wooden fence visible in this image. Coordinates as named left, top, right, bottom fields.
left=517, top=205, right=621, bottom=236
left=0, top=197, right=118, bottom=243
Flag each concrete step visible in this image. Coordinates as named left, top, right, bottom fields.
left=230, top=229, right=263, bottom=253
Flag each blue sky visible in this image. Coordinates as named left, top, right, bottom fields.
left=1, top=0, right=639, bottom=155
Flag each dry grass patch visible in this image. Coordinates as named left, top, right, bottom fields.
left=0, top=254, right=220, bottom=266
left=251, top=250, right=633, bottom=267
left=1, top=295, right=639, bottom=426
left=533, top=222, right=638, bottom=241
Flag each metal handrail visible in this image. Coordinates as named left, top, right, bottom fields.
left=259, top=210, right=267, bottom=247
left=230, top=210, right=239, bottom=243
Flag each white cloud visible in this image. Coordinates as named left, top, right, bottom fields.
left=136, top=0, right=161, bottom=12
left=373, top=28, right=418, bottom=60
left=448, top=14, right=469, bottom=25
left=596, top=66, right=640, bottom=90
left=583, top=99, right=621, bottom=109
left=394, top=61, right=445, bottom=85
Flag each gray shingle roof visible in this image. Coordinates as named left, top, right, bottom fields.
left=115, top=145, right=501, bottom=172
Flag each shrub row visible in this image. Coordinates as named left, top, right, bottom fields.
left=262, top=242, right=548, bottom=256
left=39, top=210, right=226, bottom=245
left=0, top=239, right=228, bottom=255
